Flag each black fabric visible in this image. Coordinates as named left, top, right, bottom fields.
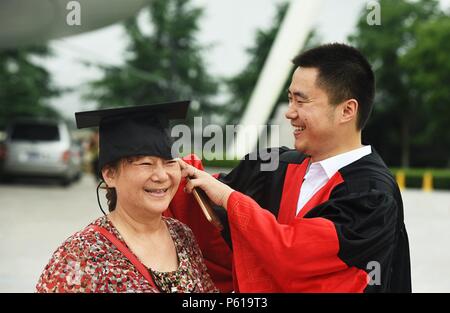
left=74, top=101, right=190, bottom=171
left=98, top=116, right=174, bottom=170
left=217, top=147, right=411, bottom=292
left=305, top=191, right=401, bottom=292
left=310, top=149, right=412, bottom=292
left=216, top=147, right=306, bottom=248
left=75, top=100, right=189, bottom=129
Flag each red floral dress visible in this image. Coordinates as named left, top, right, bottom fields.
left=36, top=216, right=218, bottom=293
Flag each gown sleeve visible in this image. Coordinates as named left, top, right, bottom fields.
left=226, top=189, right=398, bottom=292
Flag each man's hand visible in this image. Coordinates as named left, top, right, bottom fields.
left=177, top=158, right=234, bottom=209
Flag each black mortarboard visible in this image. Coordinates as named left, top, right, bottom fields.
left=75, top=100, right=190, bottom=172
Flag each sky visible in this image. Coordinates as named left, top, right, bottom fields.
left=41, top=0, right=450, bottom=119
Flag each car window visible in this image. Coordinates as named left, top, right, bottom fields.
left=10, top=122, right=60, bottom=141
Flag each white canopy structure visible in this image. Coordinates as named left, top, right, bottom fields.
left=0, top=0, right=150, bottom=49
left=229, top=0, right=324, bottom=159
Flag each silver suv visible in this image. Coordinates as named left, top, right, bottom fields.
left=0, top=118, right=82, bottom=186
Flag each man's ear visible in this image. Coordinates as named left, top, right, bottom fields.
left=102, top=166, right=117, bottom=188
left=340, top=99, right=358, bottom=125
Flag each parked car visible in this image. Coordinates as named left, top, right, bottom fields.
left=0, top=118, right=82, bottom=186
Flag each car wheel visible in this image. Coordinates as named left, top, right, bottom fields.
left=0, top=174, right=13, bottom=184
left=73, top=171, right=82, bottom=182
left=60, top=177, right=72, bottom=187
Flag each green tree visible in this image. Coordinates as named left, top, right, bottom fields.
left=401, top=16, right=450, bottom=166
left=0, top=46, right=61, bottom=128
left=86, top=0, right=218, bottom=124
left=349, top=0, right=448, bottom=167
left=224, top=2, right=320, bottom=125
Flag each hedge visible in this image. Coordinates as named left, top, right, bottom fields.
left=391, top=168, right=450, bottom=190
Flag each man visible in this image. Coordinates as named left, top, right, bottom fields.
left=169, top=43, right=411, bottom=292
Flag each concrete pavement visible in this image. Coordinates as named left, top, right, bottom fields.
left=0, top=175, right=449, bottom=292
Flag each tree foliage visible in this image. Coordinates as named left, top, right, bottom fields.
left=0, top=46, right=61, bottom=128
left=86, top=0, right=218, bottom=124
left=350, top=0, right=449, bottom=167
left=401, top=16, right=450, bottom=153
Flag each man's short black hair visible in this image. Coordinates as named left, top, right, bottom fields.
left=292, top=43, right=375, bottom=130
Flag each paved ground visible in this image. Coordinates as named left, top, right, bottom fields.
left=0, top=173, right=449, bottom=292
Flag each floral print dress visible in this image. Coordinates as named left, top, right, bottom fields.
left=36, top=216, right=218, bottom=293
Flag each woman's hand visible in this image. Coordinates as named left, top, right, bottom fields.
left=177, top=159, right=234, bottom=209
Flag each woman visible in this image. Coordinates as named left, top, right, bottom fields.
left=36, top=101, right=217, bottom=293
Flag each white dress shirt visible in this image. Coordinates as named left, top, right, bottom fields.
left=296, top=145, right=372, bottom=215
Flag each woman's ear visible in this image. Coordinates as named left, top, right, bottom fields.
left=102, top=166, right=117, bottom=188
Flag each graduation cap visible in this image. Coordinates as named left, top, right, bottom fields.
left=75, top=100, right=190, bottom=172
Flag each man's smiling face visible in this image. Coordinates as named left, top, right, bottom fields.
left=285, top=67, right=340, bottom=159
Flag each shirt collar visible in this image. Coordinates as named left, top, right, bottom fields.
left=311, top=145, right=372, bottom=179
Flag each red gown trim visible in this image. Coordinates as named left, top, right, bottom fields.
left=277, top=160, right=309, bottom=224
left=277, top=159, right=345, bottom=223
left=297, top=171, right=345, bottom=218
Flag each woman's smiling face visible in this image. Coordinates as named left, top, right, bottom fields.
left=104, top=155, right=181, bottom=215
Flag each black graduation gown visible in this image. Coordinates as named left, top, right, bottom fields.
left=214, top=147, right=412, bottom=292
